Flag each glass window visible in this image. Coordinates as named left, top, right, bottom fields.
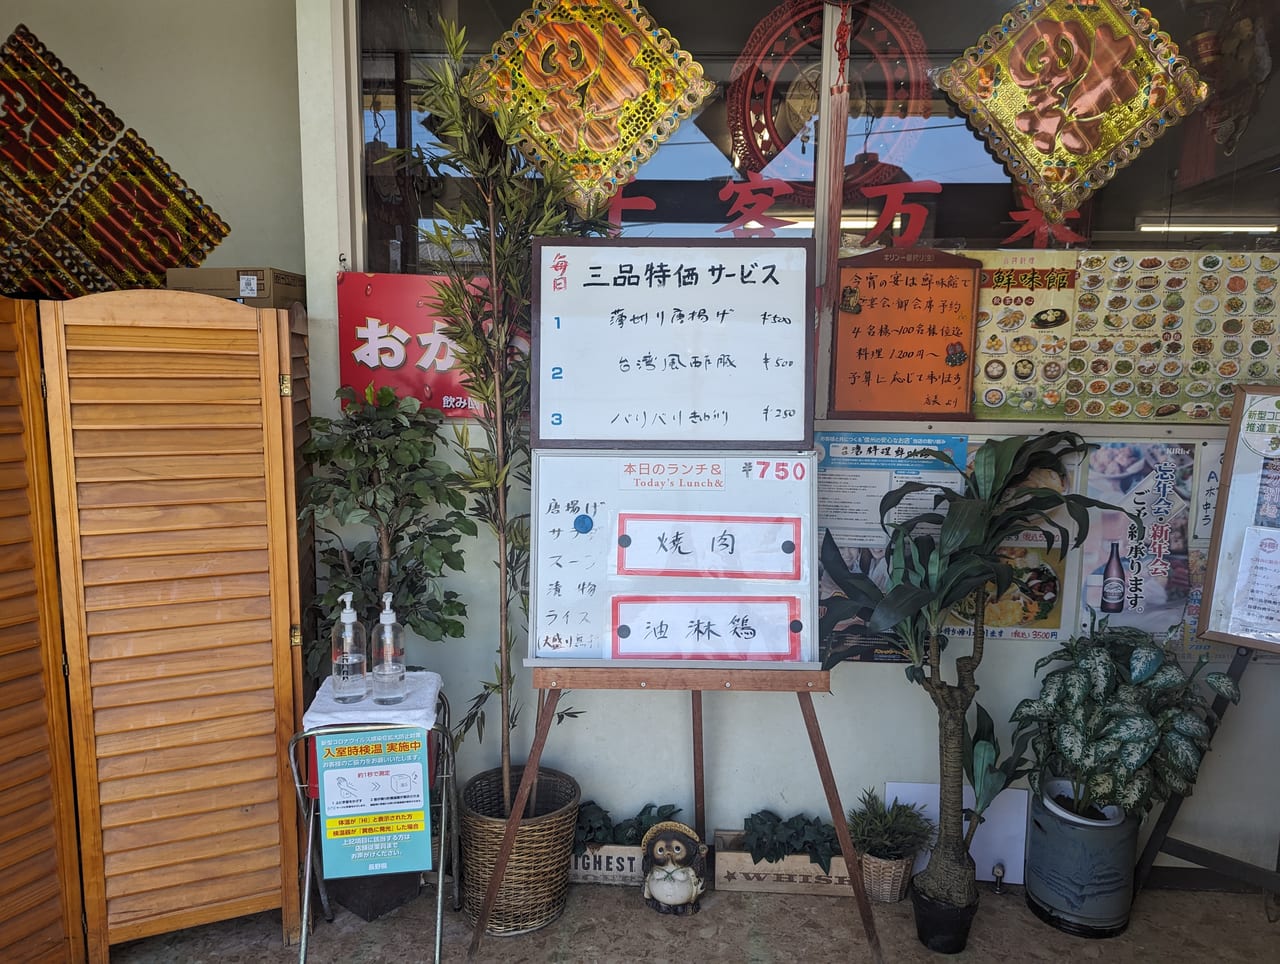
left=358, top=0, right=1280, bottom=269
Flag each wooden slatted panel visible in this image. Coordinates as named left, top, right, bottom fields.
left=41, top=291, right=301, bottom=957
left=284, top=303, right=313, bottom=718
left=0, top=298, right=83, bottom=962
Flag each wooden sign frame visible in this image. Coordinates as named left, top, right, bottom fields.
left=1198, top=384, right=1280, bottom=654
left=531, top=237, right=815, bottom=450
left=829, top=247, right=981, bottom=420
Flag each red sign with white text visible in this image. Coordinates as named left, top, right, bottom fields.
left=336, top=272, right=475, bottom=416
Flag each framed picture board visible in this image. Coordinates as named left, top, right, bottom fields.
left=829, top=248, right=980, bottom=420
left=1199, top=385, right=1280, bottom=653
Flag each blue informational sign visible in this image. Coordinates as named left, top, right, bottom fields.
left=816, top=432, right=967, bottom=474
left=315, top=727, right=432, bottom=879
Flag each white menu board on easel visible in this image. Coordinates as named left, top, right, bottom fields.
left=530, top=450, right=817, bottom=662
left=531, top=238, right=813, bottom=449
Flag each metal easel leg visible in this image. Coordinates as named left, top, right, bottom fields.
left=434, top=750, right=448, bottom=964
left=299, top=797, right=317, bottom=964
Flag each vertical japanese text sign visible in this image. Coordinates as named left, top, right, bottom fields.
left=532, top=238, right=814, bottom=449
left=315, top=727, right=432, bottom=879
left=830, top=248, right=981, bottom=419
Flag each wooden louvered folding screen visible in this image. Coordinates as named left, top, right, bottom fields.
left=0, top=297, right=83, bottom=961
left=40, top=290, right=302, bottom=957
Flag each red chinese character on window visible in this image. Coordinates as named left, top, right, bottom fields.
left=606, top=188, right=657, bottom=237
left=1002, top=190, right=1088, bottom=247
left=717, top=172, right=794, bottom=238
left=858, top=180, right=942, bottom=247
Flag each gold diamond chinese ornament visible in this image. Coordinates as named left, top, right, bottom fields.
left=937, top=0, right=1208, bottom=221
left=465, top=0, right=713, bottom=215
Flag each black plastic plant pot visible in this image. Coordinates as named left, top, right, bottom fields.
left=910, top=883, right=978, bottom=954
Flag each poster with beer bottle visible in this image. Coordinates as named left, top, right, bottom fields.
left=1080, top=441, right=1196, bottom=635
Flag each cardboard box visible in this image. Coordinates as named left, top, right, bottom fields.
left=166, top=266, right=306, bottom=309
left=713, top=831, right=854, bottom=897
left=567, top=844, right=645, bottom=886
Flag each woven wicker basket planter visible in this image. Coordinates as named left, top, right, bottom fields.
left=860, top=853, right=915, bottom=903
left=460, top=766, right=580, bottom=935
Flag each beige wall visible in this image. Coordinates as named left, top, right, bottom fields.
left=0, top=1, right=305, bottom=271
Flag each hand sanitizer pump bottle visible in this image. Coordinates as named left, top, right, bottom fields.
left=371, top=592, right=406, bottom=705
left=331, top=591, right=367, bottom=703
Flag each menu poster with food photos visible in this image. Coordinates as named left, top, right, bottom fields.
left=968, top=249, right=1280, bottom=424
left=1080, top=441, right=1196, bottom=638
left=971, top=251, right=1077, bottom=420
left=1068, top=250, right=1278, bottom=423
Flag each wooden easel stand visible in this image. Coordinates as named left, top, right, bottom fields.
left=468, top=668, right=885, bottom=963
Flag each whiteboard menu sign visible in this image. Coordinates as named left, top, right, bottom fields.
left=530, top=450, right=817, bottom=664
left=532, top=239, right=813, bottom=449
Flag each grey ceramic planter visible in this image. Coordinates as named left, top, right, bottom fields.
left=1024, top=778, right=1140, bottom=938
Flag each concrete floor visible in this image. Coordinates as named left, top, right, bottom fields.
left=111, top=881, right=1279, bottom=963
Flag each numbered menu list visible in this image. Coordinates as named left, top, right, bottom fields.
left=533, top=240, right=812, bottom=448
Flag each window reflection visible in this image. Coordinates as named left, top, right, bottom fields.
left=357, top=0, right=1280, bottom=270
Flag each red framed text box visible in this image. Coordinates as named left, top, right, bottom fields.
left=611, top=594, right=803, bottom=660
left=616, top=512, right=802, bottom=580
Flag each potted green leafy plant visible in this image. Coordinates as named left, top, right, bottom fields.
left=847, top=788, right=936, bottom=902
left=740, top=809, right=841, bottom=875
left=410, top=20, right=597, bottom=934
left=1011, top=611, right=1241, bottom=937
left=820, top=431, right=1125, bottom=953
left=299, top=384, right=472, bottom=685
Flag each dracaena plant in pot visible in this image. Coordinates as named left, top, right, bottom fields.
left=410, top=20, right=598, bottom=934
left=1011, top=611, right=1241, bottom=937
left=820, top=432, right=1127, bottom=953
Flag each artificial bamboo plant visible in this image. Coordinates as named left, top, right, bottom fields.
left=411, top=21, right=595, bottom=815
left=820, top=432, right=1131, bottom=913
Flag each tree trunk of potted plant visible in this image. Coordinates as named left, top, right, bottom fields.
left=910, top=622, right=982, bottom=953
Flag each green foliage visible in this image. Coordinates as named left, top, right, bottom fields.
left=741, top=810, right=840, bottom=874
left=820, top=432, right=1126, bottom=670
left=405, top=21, right=601, bottom=765
left=573, top=801, right=682, bottom=856
left=1011, top=610, right=1241, bottom=817
left=817, top=432, right=1134, bottom=908
left=846, top=789, right=936, bottom=860
left=963, top=702, right=1033, bottom=824
left=299, top=385, right=473, bottom=682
